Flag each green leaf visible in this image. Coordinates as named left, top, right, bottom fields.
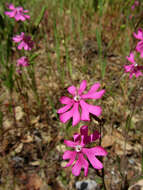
left=101, top=58, right=107, bottom=79
left=29, top=53, right=40, bottom=62
left=34, top=6, right=46, bottom=27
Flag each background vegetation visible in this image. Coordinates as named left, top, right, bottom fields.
left=0, top=0, right=143, bottom=189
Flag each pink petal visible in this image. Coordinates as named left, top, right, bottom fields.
left=140, top=51, right=143, bottom=58
left=88, top=83, right=101, bottom=93
left=87, top=104, right=102, bottom=117
left=12, top=34, right=23, bottom=42
left=80, top=100, right=90, bottom=121
left=135, top=1, right=139, bottom=6
left=57, top=102, right=73, bottom=114
left=79, top=135, right=89, bottom=146
left=88, top=146, right=107, bottom=156
left=91, top=131, right=101, bottom=141
left=9, top=4, right=15, bottom=10
left=80, top=100, right=102, bottom=121
left=81, top=89, right=105, bottom=99
left=60, top=96, right=72, bottom=104
left=72, top=102, right=80, bottom=126
left=15, top=14, right=22, bottom=21
left=135, top=70, right=143, bottom=78
left=24, top=15, right=30, bottom=19
left=80, top=126, right=101, bottom=145
left=78, top=80, right=87, bottom=95
left=82, top=148, right=105, bottom=169
left=136, top=41, right=143, bottom=52
left=64, top=140, right=78, bottom=147
left=124, top=64, right=134, bottom=72
left=59, top=109, right=73, bottom=123
left=63, top=150, right=76, bottom=167
left=18, top=15, right=26, bottom=21
left=126, top=52, right=136, bottom=64
left=59, top=102, right=80, bottom=126
left=23, top=43, right=29, bottom=50
left=80, top=125, right=88, bottom=136
left=129, top=72, right=134, bottom=79
left=79, top=126, right=91, bottom=145
left=133, top=28, right=143, bottom=40
left=17, top=56, right=29, bottom=67
left=73, top=134, right=80, bottom=142
left=67, top=85, right=76, bottom=95
left=5, top=11, right=15, bottom=17
left=18, top=42, right=25, bottom=50
left=72, top=153, right=89, bottom=176
left=131, top=5, right=135, bottom=10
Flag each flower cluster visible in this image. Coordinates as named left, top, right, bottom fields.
left=5, top=4, right=34, bottom=73
left=131, top=0, right=139, bottom=10
left=63, top=126, right=107, bottom=176
left=124, top=52, right=143, bottom=79
left=58, top=80, right=107, bottom=176
left=5, top=4, right=30, bottom=21
left=129, top=1, right=139, bottom=19
left=6, top=3, right=107, bottom=177
left=124, top=28, right=143, bottom=79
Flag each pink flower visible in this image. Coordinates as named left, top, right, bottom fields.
left=13, top=32, right=34, bottom=50
left=16, top=56, right=29, bottom=74
left=16, top=56, right=29, bottom=67
left=124, top=52, right=143, bottom=79
left=74, top=125, right=101, bottom=145
left=57, top=80, right=105, bottom=126
left=131, top=1, right=139, bottom=10
left=133, top=28, right=143, bottom=40
left=133, top=28, right=143, bottom=58
left=5, top=4, right=30, bottom=21
left=63, top=126, right=107, bottom=176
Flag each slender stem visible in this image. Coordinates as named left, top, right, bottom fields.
left=10, top=92, right=17, bottom=128
left=15, top=77, right=31, bottom=127
left=121, top=79, right=141, bottom=189
left=92, top=115, right=106, bottom=190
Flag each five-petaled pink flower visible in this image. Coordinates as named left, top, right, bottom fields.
left=63, top=125, right=107, bottom=176
left=13, top=32, right=34, bottom=50
left=5, top=4, right=30, bottom=21
left=133, top=28, right=143, bottom=58
left=124, top=52, right=143, bottom=79
left=57, top=80, right=105, bottom=126
left=16, top=56, right=29, bottom=67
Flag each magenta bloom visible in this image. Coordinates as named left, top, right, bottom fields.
left=57, top=80, right=105, bottom=126
left=133, top=28, right=143, bottom=58
left=5, top=4, right=30, bottom=21
left=74, top=125, right=101, bottom=145
left=124, top=52, right=143, bottom=79
left=16, top=56, right=29, bottom=67
left=131, top=1, right=139, bottom=10
left=13, top=32, right=34, bottom=51
left=16, top=56, right=29, bottom=74
left=63, top=126, right=107, bottom=176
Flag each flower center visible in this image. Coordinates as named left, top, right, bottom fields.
left=74, top=95, right=81, bottom=102
left=134, top=63, right=138, bottom=67
left=75, top=145, right=82, bottom=152
left=16, top=8, right=23, bottom=14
